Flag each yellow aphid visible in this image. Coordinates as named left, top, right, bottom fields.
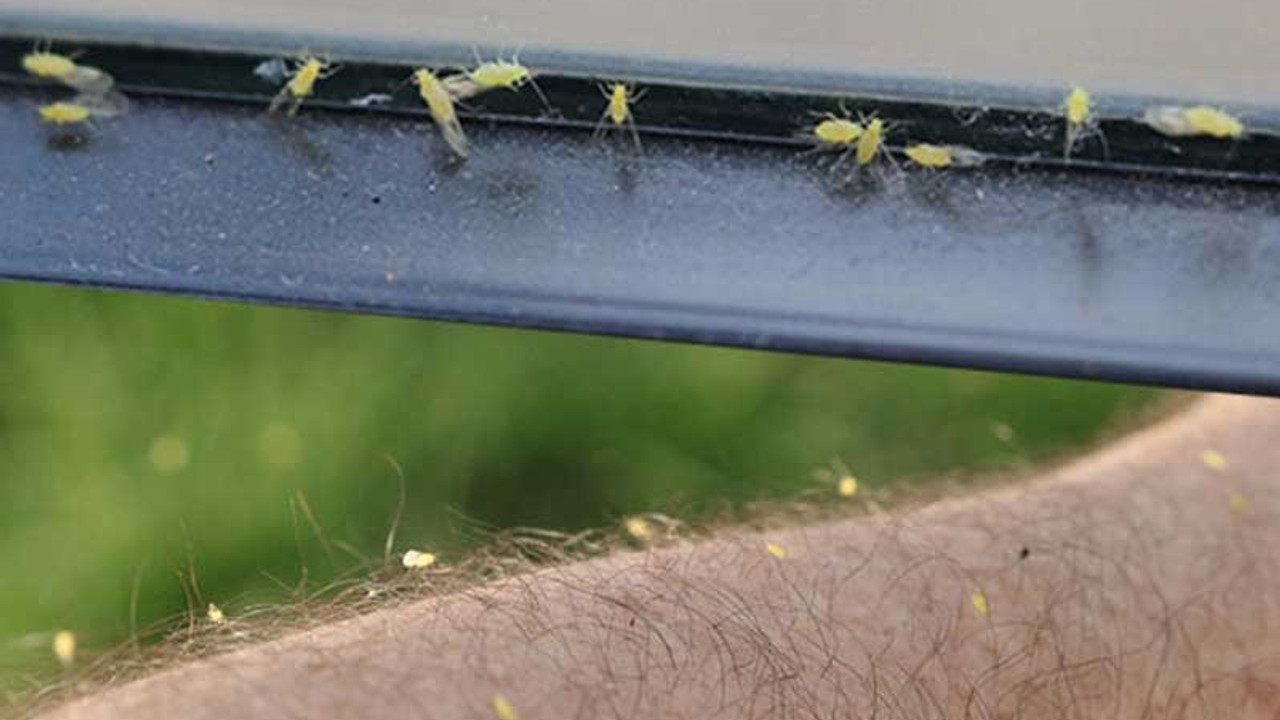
left=469, top=58, right=531, bottom=92
left=816, top=457, right=861, bottom=498
left=443, top=56, right=533, bottom=101
left=444, top=54, right=553, bottom=113
left=623, top=516, right=653, bottom=542
left=1229, top=491, right=1249, bottom=513
left=905, top=143, right=986, bottom=168
left=1202, top=450, right=1228, bottom=472
left=1065, top=86, right=1091, bottom=127
left=1184, top=106, right=1245, bottom=138
left=1062, top=86, right=1097, bottom=158
left=905, top=143, right=952, bottom=167
left=1143, top=105, right=1244, bottom=139
left=595, top=82, right=643, bottom=149
left=493, top=693, right=519, bottom=720
left=856, top=118, right=885, bottom=166
left=606, top=83, right=631, bottom=126
left=52, top=630, right=76, bottom=668
left=412, top=68, right=468, bottom=158
left=269, top=56, right=335, bottom=116
left=837, top=475, right=859, bottom=498
left=813, top=117, right=862, bottom=147
left=766, top=542, right=788, bottom=560
left=22, top=47, right=77, bottom=80
left=970, top=589, right=990, bottom=617
left=37, top=102, right=92, bottom=125
left=207, top=603, right=226, bottom=625
left=402, top=549, right=437, bottom=569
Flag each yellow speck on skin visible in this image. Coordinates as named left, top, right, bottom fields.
left=260, top=422, right=303, bottom=469
left=624, top=516, right=653, bottom=542
left=207, top=603, right=226, bottom=625
left=401, top=549, right=437, bottom=569
left=493, top=693, right=519, bottom=720
left=971, top=589, right=990, bottom=617
left=766, top=542, right=788, bottom=560
left=148, top=434, right=190, bottom=474
left=1202, top=450, right=1228, bottom=472
left=52, top=630, right=76, bottom=668
left=1229, top=491, right=1249, bottom=513
left=837, top=476, right=859, bottom=498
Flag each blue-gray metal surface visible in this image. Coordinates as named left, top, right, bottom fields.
left=2, top=84, right=1278, bottom=393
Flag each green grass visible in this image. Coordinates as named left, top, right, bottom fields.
left=0, top=282, right=1158, bottom=690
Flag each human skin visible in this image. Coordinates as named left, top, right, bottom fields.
left=34, top=394, right=1280, bottom=719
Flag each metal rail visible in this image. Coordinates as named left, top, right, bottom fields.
left=1, top=29, right=1279, bottom=394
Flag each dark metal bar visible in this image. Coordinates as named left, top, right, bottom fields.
left=1, top=74, right=1279, bottom=394
left=1, top=31, right=1279, bottom=183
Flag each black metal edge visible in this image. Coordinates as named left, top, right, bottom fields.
left=2, top=17, right=1280, bottom=184
left=4, top=269, right=1274, bottom=396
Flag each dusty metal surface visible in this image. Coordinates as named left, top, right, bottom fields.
left=2, top=73, right=1279, bottom=393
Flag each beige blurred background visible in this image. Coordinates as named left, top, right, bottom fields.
left=3, top=0, right=1278, bottom=105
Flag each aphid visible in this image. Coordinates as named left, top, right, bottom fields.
left=623, top=516, right=653, bottom=542
left=1185, top=106, right=1245, bottom=138
left=766, top=542, right=788, bottom=560
left=401, top=549, right=437, bottom=569
left=493, top=694, right=519, bottom=720
left=904, top=143, right=987, bottom=169
left=1143, top=105, right=1244, bottom=139
left=1229, top=491, right=1249, bottom=513
left=37, top=101, right=92, bottom=125
left=594, top=82, right=644, bottom=149
left=268, top=55, right=337, bottom=117
left=813, top=116, right=863, bottom=147
left=411, top=68, right=469, bottom=158
left=1202, top=449, right=1228, bottom=472
left=471, top=57, right=530, bottom=90
left=814, top=457, right=859, bottom=498
left=52, top=630, right=76, bottom=668
left=22, top=41, right=78, bottom=80
left=806, top=108, right=863, bottom=178
left=444, top=53, right=553, bottom=113
left=970, top=589, right=990, bottom=617
left=207, top=603, right=227, bottom=625
left=856, top=117, right=885, bottom=166
left=1063, top=86, right=1094, bottom=157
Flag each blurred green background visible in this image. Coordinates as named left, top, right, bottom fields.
left=0, top=282, right=1158, bottom=695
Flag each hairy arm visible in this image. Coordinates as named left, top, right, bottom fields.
left=37, top=395, right=1280, bottom=720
